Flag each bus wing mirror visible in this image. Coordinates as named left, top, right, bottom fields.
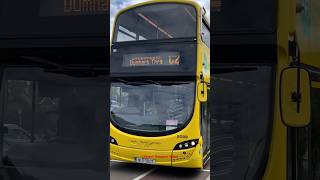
left=197, top=82, right=207, bottom=102
left=280, top=67, right=311, bottom=127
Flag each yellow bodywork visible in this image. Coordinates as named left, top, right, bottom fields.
left=110, top=0, right=210, bottom=168
left=110, top=0, right=320, bottom=176
left=263, top=0, right=320, bottom=179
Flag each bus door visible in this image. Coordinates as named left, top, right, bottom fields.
left=289, top=76, right=320, bottom=180
left=201, top=90, right=210, bottom=158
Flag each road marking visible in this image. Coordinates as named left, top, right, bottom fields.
left=110, top=160, right=126, bottom=163
left=133, top=167, right=157, bottom=180
left=198, top=169, right=210, bottom=172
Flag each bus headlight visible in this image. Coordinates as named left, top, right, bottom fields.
left=110, top=136, right=118, bottom=145
left=174, top=139, right=199, bottom=150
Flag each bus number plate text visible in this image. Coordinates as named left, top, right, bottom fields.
left=134, top=157, right=156, bottom=165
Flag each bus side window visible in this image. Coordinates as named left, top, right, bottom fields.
left=201, top=21, right=210, bottom=47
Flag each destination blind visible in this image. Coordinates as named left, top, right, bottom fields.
left=40, top=0, right=108, bottom=16
left=0, top=0, right=108, bottom=47
left=123, top=52, right=180, bottom=67
left=110, top=42, right=197, bottom=77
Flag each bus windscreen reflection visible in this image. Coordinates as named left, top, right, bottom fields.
left=1, top=68, right=107, bottom=180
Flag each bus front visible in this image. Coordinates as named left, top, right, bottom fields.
left=110, top=1, right=209, bottom=168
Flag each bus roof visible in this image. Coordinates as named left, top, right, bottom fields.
left=111, top=0, right=207, bottom=42
left=114, top=0, right=202, bottom=21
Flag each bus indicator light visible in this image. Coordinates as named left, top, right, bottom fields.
left=110, top=136, right=118, bottom=145
left=174, top=139, right=199, bottom=150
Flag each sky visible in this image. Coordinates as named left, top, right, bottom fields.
left=110, top=0, right=210, bottom=36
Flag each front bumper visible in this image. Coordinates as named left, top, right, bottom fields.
left=110, top=143, right=203, bottom=168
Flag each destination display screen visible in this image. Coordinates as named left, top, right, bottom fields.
left=123, top=52, right=180, bottom=67
left=111, top=42, right=196, bottom=77
left=40, top=0, right=108, bottom=17
left=0, top=0, right=108, bottom=47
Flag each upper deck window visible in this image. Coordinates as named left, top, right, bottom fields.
left=113, top=3, right=197, bottom=42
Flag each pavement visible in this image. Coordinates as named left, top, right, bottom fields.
left=110, top=160, right=210, bottom=180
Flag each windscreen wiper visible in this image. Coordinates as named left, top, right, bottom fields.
left=114, top=78, right=129, bottom=84
left=145, top=80, right=161, bottom=85
left=139, top=124, right=166, bottom=127
left=20, top=56, right=106, bottom=71
left=114, top=78, right=149, bottom=86
left=20, top=56, right=66, bottom=69
left=20, top=56, right=107, bottom=77
left=213, top=67, right=258, bottom=74
left=145, top=80, right=191, bottom=85
left=159, top=81, right=190, bottom=85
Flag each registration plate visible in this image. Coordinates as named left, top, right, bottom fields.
left=134, top=157, right=156, bottom=165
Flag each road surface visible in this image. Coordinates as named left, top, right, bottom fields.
left=110, top=160, right=210, bottom=180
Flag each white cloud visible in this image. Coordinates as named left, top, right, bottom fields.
left=110, top=0, right=210, bottom=37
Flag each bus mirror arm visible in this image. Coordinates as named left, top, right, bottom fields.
left=200, top=73, right=204, bottom=94
left=198, top=72, right=207, bottom=102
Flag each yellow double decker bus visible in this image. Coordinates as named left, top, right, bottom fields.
left=211, top=0, right=320, bottom=179
left=110, top=0, right=210, bottom=168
